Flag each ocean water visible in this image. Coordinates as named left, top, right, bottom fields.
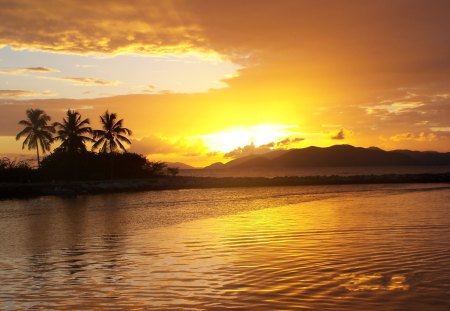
left=1, top=184, right=450, bottom=310
left=180, top=166, right=450, bottom=178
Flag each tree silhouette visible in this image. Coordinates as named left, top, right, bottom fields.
left=92, top=111, right=132, bottom=153
left=54, top=110, right=93, bottom=153
left=16, top=109, right=54, bottom=167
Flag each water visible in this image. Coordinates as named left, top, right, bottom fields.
left=1, top=184, right=450, bottom=310
left=180, top=166, right=450, bottom=177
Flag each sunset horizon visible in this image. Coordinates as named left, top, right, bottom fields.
left=1, top=1, right=450, bottom=310
left=2, top=1, right=450, bottom=167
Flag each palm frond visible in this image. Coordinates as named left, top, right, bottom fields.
left=16, top=127, right=32, bottom=140
left=117, top=134, right=131, bottom=145
left=116, top=139, right=127, bottom=152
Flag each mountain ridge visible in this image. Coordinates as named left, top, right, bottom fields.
left=204, top=145, right=450, bottom=170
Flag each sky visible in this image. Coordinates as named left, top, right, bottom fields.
left=1, top=0, right=450, bottom=166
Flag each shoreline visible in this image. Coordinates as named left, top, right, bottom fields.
left=1, top=172, right=450, bottom=200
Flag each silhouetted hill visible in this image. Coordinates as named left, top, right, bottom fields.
left=203, top=155, right=264, bottom=170
left=231, top=156, right=272, bottom=169
left=204, top=162, right=227, bottom=169
left=392, top=150, right=450, bottom=165
left=272, top=145, right=418, bottom=167
left=213, top=145, right=450, bottom=170
left=167, top=162, right=198, bottom=170
left=203, top=149, right=289, bottom=170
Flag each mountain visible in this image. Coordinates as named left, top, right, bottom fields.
left=204, top=162, right=227, bottom=169
left=392, top=150, right=450, bottom=165
left=203, top=149, right=289, bottom=170
left=274, top=145, right=419, bottom=167
left=166, top=162, right=198, bottom=170
left=208, top=145, right=450, bottom=170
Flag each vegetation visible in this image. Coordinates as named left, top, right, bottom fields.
left=16, top=109, right=55, bottom=167
left=40, top=151, right=166, bottom=180
left=53, top=110, right=93, bottom=154
left=4, top=108, right=178, bottom=183
left=92, top=111, right=132, bottom=153
left=0, top=157, right=36, bottom=183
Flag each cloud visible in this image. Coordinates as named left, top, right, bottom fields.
left=0, top=89, right=54, bottom=98
left=224, top=136, right=304, bottom=158
left=1, top=0, right=450, bottom=156
left=41, top=76, right=120, bottom=86
left=224, top=142, right=270, bottom=159
left=276, top=137, right=304, bottom=146
left=431, top=127, right=450, bottom=132
left=365, top=102, right=424, bottom=115
left=130, top=135, right=181, bottom=155
left=0, top=0, right=207, bottom=55
left=142, top=85, right=157, bottom=93
left=129, top=135, right=208, bottom=156
left=389, top=132, right=437, bottom=142
left=331, top=129, right=346, bottom=140
left=0, top=66, right=58, bottom=74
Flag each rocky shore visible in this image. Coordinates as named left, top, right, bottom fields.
left=1, top=173, right=450, bottom=199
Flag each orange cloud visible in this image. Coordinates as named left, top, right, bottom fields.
left=0, top=89, right=55, bottom=98
left=129, top=135, right=208, bottom=156
left=0, top=67, right=58, bottom=74
left=330, top=129, right=353, bottom=140
left=0, top=0, right=207, bottom=56
left=224, top=136, right=304, bottom=159
left=1, top=0, right=450, bottom=161
left=389, top=132, right=437, bottom=142
left=41, top=76, right=120, bottom=86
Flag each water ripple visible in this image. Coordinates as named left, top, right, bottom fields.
left=0, top=184, right=450, bottom=310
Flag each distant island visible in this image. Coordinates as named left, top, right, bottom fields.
left=2, top=107, right=450, bottom=200
left=203, top=145, right=450, bottom=170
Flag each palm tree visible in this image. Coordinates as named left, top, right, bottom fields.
left=53, top=110, right=93, bottom=153
left=16, top=108, right=55, bottom=167
left=92, top=111, right=132, bottom=153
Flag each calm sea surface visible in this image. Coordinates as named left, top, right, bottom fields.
left=180, top=166, right=450, bottom=177
left=1, top=184, right=450, bottom=310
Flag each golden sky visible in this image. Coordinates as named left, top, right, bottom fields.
left=1, top=0, right=450, bottom=166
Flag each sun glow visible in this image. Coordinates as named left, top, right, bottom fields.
left=200, top=124, right=297, bottom=153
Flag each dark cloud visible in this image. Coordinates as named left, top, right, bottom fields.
left=260, top=137, right=304, bottom=148
left=331, top=129, right=346, bottom=140
left=0, top=66, right=58, bottom=74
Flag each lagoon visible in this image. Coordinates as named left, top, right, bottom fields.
left=1, top=184, right=450, bottom=310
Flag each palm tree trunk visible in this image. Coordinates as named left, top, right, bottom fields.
left=36, top=143, right=40, bottom=168
left=109, top=153, right=114, bottom=179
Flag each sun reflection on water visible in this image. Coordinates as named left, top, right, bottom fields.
left=0, top=184, right=449, bottom=310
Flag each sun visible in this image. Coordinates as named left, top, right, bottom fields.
left=200, top=124, right=297, bottom=153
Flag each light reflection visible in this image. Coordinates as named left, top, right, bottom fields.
left=0, top=184, right=449, bottom=309
left=339, top=273, right=410, bottom=292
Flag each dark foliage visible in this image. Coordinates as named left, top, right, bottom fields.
left=143, top=161, right=168, bottom=176
left=40, top=151, right=168, bottom=180
left=53, top=109, right=93, bottom=153
left=166, top=167, right=180, bottom=176
left=92, top=111, right=132, bottom=153
left=0, top=158, right=37, bottom=182
left=16, top=108, right=55, bottom=167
